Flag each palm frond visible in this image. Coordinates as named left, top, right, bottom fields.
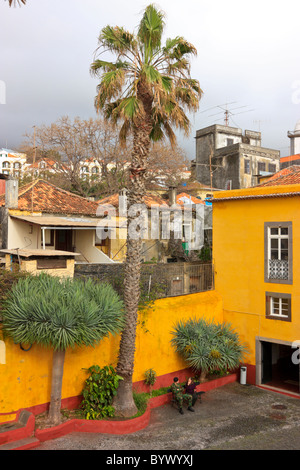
left=91, top=4, right=202, bottom=148
left=138, top=3, right=165, bottom=59
left=99, top=25, right=137, bottom=57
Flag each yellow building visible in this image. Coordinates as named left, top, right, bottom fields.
left=212, top=178, right=300, bottom=394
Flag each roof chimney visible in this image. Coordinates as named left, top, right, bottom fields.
left=168, top=186, right=177, bottom=206
left=118, top=188, right=127, bottom=217
left=5, top=178, right=19, bottom=209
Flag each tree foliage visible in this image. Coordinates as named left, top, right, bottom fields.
left=171, top=318, right=248, bottom=376
left=90, top=4, right=202, bottom=146
left=2, top=273, right=124, bottom=351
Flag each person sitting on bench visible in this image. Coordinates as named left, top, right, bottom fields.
left=170, top=377, right=194, bottom=415
left=184, top=377, right=205, bottom=406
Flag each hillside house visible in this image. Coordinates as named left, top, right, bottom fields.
left=0, top=178, right=124, bottom=265
left=195, top=124, right=280, bottom=190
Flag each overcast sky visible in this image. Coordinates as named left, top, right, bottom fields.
left=1, top=0, right=300, bottom=158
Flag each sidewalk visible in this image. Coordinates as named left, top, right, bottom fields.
left=33, top=382, right=300, bottom=450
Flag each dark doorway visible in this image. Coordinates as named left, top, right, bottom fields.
left=262, top=341, right=272, bottom=384
left=55, top=230, right=73, bottom=252
left=261, top=341, right=300, bottom=394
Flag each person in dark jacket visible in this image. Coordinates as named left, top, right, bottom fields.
left=170, top=377, right=194, bottom=414
left=185, top=377, right=205, bottom=406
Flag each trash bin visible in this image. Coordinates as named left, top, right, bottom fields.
left=240, top=366, right=247, bottom=385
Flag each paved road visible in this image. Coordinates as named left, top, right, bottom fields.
left=34, top=382, right=300, bottom=451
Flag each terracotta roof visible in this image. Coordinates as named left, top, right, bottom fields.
left=179, top=181, right=220, bottom=191
left=97, top=192, right=169, bottom=209
left=0, top=179, right=99, bottom=216
left=258, top=165, right=300, bottom=186
left=176, top=192, right=205, bottom=205
left=7, top=153, right=25, bottom=160
left=280, top=154, right=300, bottom=163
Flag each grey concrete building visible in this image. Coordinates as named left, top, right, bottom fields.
left=195, top=124, right=280, bottom=190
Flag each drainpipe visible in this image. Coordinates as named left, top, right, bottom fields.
left=42, top=227, right=46, bottom=250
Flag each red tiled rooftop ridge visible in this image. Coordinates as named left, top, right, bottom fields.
left=0, top=179, right=99, bottom=216
left=258, top=165, right=300, bottom=187
left=280, top=154, right=300, bottom=163
left=97, top=192, right=169, bottom=209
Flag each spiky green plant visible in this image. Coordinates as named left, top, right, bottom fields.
left=1, top=273, right=124, bottom=424
left=171, top=318, right=248, bottom=382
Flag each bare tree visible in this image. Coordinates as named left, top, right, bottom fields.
left=22, top=116, right=132, bottom=197
left=146, top=142, right=190, bottom=189
left=22, top=116, right=189, bottom=199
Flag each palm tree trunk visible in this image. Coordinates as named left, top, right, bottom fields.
left=113, top=86, right=152, bottom=417
left=48, top=349, right=65, bottom=425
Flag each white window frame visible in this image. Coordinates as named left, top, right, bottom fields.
left=270, top=297, right=289, bottom=318
left=266, top=292, right=291, bottom=322
left=264, top=222, right=292, bottom=284
left=268, top=226, right=289, bottom=261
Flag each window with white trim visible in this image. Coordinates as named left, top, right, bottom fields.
left=264, top=222, right=292, bottom=284
left=266, top=292, right=291, bottom=322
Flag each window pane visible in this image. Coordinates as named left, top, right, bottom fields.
left=281, top=299, right=289, bottom=315
left=272, top=298, right=280, bottom=312
left=271, top=239, right=278, bottom=249
left=280, top=227, right=288, bottom=235
left=270, top=228, right=278, bottom=235
left=271, top=250, right=278, bottom=259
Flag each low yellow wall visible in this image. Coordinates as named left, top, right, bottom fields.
left=0, top=290, right=223, bottom=421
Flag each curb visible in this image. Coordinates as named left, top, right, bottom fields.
left=0, top=373, right=238, bottom=449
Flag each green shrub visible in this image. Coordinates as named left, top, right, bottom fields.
left=81, top=365, right=123, bottom=420
left=133, top=392, right=149, bottom=417
left=144, top=368, right=157, bottom=386
left=171, top=317, right=248, bottom=381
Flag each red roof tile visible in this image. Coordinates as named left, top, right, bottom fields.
left=258, top=165, right=300, bottom=186
left=0, top=179, right=99, bottom=216
left=97, top=192, right=169, bottom=209
left=280, top=154, right=300, bottom=163
left=176, top=192, right=205, bottom=205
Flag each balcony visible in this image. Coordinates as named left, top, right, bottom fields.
left=268, top=259, right=289, bottom=280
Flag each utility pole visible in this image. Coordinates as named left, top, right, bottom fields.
left=31, top=125, right=36, bottom=213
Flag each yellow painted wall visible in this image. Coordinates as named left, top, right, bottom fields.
left=213, top=184, right=300, bottom=366
left=0, top=290, right=223, bottom=421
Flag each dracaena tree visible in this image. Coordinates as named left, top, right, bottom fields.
left=90, top=4, right=202, bottom=417
left=171, top=318, right=248, bottom=382
left=1, top=274, right=124, bottom=425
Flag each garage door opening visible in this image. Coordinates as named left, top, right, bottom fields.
left=260, top=340, right=300, bottom=394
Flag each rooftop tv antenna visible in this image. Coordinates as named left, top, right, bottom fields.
left=200, top=102, right=255, bottom=126
left=253, top=119, right=270, bottom=131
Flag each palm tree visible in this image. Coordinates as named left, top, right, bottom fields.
left=2, top=274, right=124, bottom=425
left=90, top=4, right=202, bottom=416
